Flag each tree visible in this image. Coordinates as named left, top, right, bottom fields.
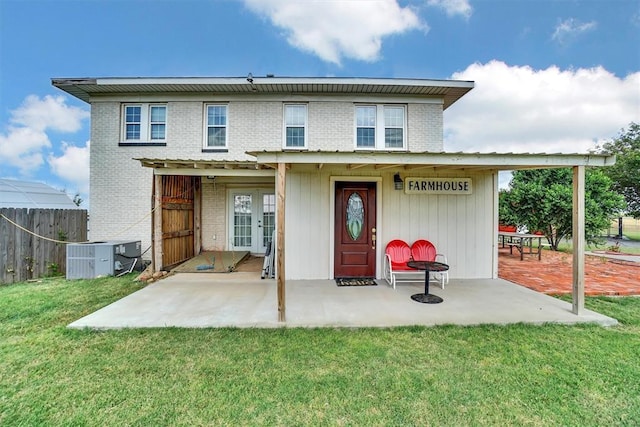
left=597, top=122, right=640, bottom=218
left=498, top=189, right=517, bottom=226
left=500, top=168, right=625, bottom=250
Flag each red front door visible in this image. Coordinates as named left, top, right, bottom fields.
left=334, top=182, right=377, bottom=278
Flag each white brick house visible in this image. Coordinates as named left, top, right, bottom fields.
left=53, top=76, right=614, bottom=316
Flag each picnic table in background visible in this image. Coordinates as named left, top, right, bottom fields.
left=498, top=231, right=546, bottom=260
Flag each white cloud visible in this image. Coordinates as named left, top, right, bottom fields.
left=427, top=0, right=472, bottom=19
left=445, top=61, right=640, bottom=154
left=243, top=0, right=424, bottom=64
left=48, top=140, right=90, bottom=194
left=11, top=95, right=89, bottom=132
left=0, top=126, right=50, bottom=174
left=552, top=18, right=597, bottom=45
left=0, top=94, right=89, bottom=178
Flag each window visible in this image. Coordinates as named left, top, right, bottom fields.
left=284, top=104, right=307, bottom=148
left=355, top=105, right=406, bottom=149
left=124, top=105, right=141, bottom=140
left=356, top=106, right=376, bottom=148
left=205, top=105, right=228, bottom=148
left=384, top=106, right=404, bottom=148
left=149, top=105, right=166, bottom=140
left=262, top=194, right=275, bottom=247
left=121, top=104, right=167, bottom=143
left=233, top=194, right=252, bottom=247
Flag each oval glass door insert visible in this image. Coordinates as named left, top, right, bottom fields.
left=346, top=193, right=364, bottom=240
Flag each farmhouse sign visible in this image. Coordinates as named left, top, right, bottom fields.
left=405, top=177, right=472, bottom=195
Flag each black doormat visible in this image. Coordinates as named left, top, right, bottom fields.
left=335, top=278, right=378, bottom=287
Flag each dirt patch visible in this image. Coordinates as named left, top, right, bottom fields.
left=234, top=255, right=265, bottom=272
left=172, top=251, right=250, bottom=273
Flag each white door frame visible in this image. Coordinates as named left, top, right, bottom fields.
left=227, top=189, right=275, bottom=254
left=329, top=176, right=383, bottom=280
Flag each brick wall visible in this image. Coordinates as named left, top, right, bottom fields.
left=90, top=102, right=154, bottom=253
left=408, top=103, right=443, bottom=151
left=201, top=180, right=227, bottom=251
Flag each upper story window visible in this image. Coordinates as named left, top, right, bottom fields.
left=121, top=104, right=167, bottom=144
left=149, top=105, right=166, bottom=140
left=124, top=105, right=141, bottom=140
left=356, top=106, right=376, bottom=148
left=355, top=105, right=406, bottom=150
left=284, top=104, right=307, bottom=148
left=205, top=104, right=228, bottom=149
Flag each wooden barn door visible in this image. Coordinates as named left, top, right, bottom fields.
left=161, top=176, right=198, bottom=268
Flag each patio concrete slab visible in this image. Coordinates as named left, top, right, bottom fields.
left=68, top=273, right=618, bottom=329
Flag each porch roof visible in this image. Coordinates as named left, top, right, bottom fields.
left=137, top=151, right=616, bottom=174
left=136, top=158, right=276, bottom=176
left=247, top=150, right=617, bottom=171
left=52, top=76, right=474, bottom=110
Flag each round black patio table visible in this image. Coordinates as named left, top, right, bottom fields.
left=407, top=260, right=449, bottom=304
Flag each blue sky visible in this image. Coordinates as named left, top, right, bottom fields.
left=1, top=0, right=639, bottom=203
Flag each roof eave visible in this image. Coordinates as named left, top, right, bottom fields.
left=51, top=76, right=474, bottom=108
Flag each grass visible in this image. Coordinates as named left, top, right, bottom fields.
left=2, top=276, right=640, bottom=426
left=620, top=230, right=640, bottom=241
left=608, top=216, right=640, bottom=242
left=555, top=241, right=640, bottom=255
left=552, top=217, right=640, bottom=254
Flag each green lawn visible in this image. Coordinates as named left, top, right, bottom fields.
left=554, top=238, right=640, bottom=255
left=623, top=231, right=640, bottom=240
left=555, top=242, right=640, bottom=255
left=608, top=217, right=640, bottom=242
left=2, top=276, right=640, bottom=426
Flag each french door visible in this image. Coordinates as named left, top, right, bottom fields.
left=228, top=190, right=275, bottom=254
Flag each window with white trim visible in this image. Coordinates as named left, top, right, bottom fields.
left=124, top=105, right=141, bottom=140
left=122, top=104, right=167, bottom=143
left=355, top=105, right=406, bottom=149
left=149, top=105, right=166, bottom=140
left=356, top=106, right=376, bottom=148
left=205, top=104, right=228, bottom=148
left=284, top=104, right=307, bottom=148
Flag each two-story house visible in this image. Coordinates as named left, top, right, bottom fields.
left=52, top=76, right=613, bottom=313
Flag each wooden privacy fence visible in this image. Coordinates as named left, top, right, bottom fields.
left=0, top=208, right=88, bottom=284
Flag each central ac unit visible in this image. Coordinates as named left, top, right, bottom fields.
left=66, top=240, right=142, bottom=279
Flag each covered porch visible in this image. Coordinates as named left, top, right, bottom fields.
left=68, top=272, right=617, bottom=329
left=138, top=151, right=616, bottom=323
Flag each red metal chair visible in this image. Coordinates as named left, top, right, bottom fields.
left=410, top=239, right=449, bottom=289
left=383, top=239, right=415, bottom=289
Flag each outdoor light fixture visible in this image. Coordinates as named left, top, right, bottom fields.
left=394, top=173, right=403, bottom=191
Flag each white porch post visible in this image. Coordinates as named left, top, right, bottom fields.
left=572, top=165, right=585, bottom=314
left=277, top=163, right=286, bottom=322
left=492, top=171, right=500, bottom=279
